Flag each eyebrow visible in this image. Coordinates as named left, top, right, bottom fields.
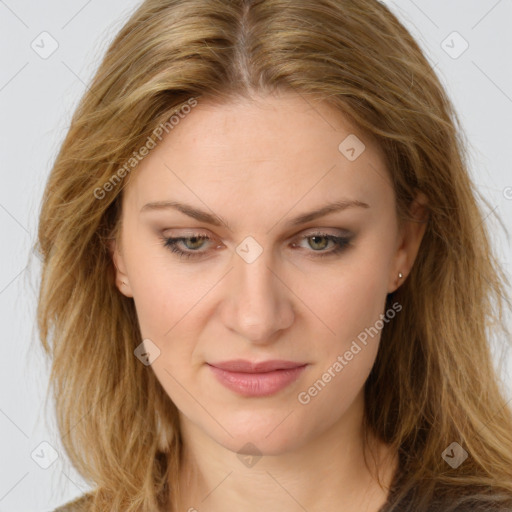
left=140, top=199, right=370, bottom=229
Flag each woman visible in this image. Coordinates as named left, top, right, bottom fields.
left=39, top=0, right=512, bottom=511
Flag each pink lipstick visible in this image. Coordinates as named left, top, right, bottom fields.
left=207, top=359, right=307, bottom=397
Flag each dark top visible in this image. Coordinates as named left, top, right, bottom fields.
left=53, top=488, right=512, bottom=512
left=53, top=459, right=512, bottom=512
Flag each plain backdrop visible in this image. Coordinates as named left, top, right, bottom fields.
left=0, top=1, right=511, bottom=510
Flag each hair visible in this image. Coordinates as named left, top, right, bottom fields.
left=36, top=0, right=512, bottom=511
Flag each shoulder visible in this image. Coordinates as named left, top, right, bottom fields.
left=53, top=493, right=94, bottom=512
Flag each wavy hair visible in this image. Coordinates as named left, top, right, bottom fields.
left=36, top=0, right=512, bottom=510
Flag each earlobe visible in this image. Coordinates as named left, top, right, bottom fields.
left=388, top=270, right=406, bottom=294
left=109, top=238, right=133, bottom=298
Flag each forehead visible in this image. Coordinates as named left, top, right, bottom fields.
left=156, top=92, right=382, bottom=166
left=123, top=92, right=394, bottom=221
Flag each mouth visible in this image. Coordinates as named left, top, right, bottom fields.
left=207, top=359, right=308, bottom=397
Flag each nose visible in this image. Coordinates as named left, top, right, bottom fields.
left=220, top=247, right=295, bottom=344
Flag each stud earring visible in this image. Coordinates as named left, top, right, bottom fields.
left=398, top=272, right=403, bottom=279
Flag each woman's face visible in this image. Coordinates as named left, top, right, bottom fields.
left=112, top=91, right=426, bottom=456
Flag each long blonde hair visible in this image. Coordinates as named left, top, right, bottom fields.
left=36, top=0, right=512, bottom=510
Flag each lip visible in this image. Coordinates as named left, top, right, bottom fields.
left=207, top=360, right=308, bottom=397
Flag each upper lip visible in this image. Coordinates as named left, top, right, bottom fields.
left=208, top=359, right=307, bottom=373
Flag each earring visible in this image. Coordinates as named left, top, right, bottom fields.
left=398, top=272, right=403, bottom=279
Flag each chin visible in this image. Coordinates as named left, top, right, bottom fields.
left=206, top=411, right=312, bottom=457
left=219, top=433, right=302, bottom=458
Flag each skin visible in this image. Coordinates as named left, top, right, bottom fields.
left=112, top=91, right=428, bottom=511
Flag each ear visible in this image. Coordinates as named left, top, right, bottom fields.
left=388, top=191, right=429, bottom=293
left=108, top=238, right=134, bottom=298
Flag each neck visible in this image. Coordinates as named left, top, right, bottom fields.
left=171, top=393, right=398, bottom=512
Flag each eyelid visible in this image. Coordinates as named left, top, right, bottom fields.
left=161, top=227, right=352, bottom=245
left=299, top=227, right=352, bottom=238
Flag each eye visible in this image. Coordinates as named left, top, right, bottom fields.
left=162, top=234, right=213, bottom=259
left=161, top=231, right=352, bottom=260
left=292, top=232, right=352, bottom=258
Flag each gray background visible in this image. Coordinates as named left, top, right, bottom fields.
left=0, top=1, right=511, bottom=510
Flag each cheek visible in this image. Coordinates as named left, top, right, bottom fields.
left=123, top=240, right=208, bottom=337
left=295, top=275, right=388, bottom=416
left=299, top=256, right=390, bottom=349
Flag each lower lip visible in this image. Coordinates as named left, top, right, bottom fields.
left=208, top=364, right=307, bottom=397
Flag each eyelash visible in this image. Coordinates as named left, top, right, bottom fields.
left=161, top=232, right=351, bottom=260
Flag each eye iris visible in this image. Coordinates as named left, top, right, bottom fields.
left=309, top=235, right=329, bottom=250
left=184, top=236, right=205, bottom=250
